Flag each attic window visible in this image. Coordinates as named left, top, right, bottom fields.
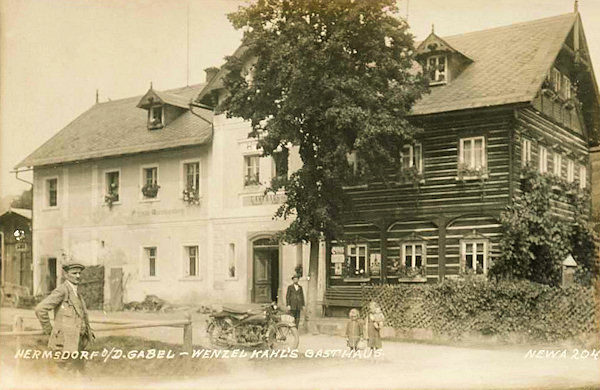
left=148, top=105, right=164, bottom=129
left=427, top=55, right=447, bottom=85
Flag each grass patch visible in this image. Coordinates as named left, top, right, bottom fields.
left=1, top=335, right=227, bottom=378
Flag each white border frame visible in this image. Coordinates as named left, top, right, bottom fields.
left=458, top=136, right=487, bottom=171
left=346, top=243, right=369, bottom=274
left=401, top=242, right=427, bottom=269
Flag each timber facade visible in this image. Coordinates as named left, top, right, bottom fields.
left=326, top=11, right=599, bottom=304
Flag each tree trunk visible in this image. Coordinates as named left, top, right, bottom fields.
left=305, top=236, right=321, bottom=333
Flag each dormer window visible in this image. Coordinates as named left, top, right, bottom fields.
left=148, top=105, right=164, bottom=130
left=547, top=67, right=573, bottom=100
left=427, top=55, right=447, bottom=85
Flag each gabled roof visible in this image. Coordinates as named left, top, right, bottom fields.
left=0, top=208, right=32, bottom=221
left=16, top=84, right=213, bottom=168
left=412, top=13, right=579, bottom=115
left=137, top=88, right=192, bottom=109
left=415, top=31, right=473, bottom=63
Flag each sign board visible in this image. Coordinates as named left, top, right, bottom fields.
left=15, top=242, right=28, bottom=252
left=331, top=246, right=345, bottom=263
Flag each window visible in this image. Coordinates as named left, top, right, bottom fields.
left=566, top=159, right=574, bottom=182
left=521, top=139, right=532, bottom=167
left=184, top=245, right=199, bottom=277
left=553, top=153, right=562, bottom=177
left=228, top=243, right=236, bottom=278
left=347, top=244, right=368, bottom=275
left=427, top=55, right=446, bottom=84
left=141, top=166, right=159, bottom=199
left=105, top=171, right=120, bottom=202
left=538, top=146, right=548, bottom=173
left=144, top=246, right=158, bottom=278
left=562, top=75, right=572, bottom=100
left=272, top=149, right=289, bottom=180
left=550, top=68, right=562, bottom=93
left=45, top=177, right=58, bottom=208
left=579, top=165, right=587, bottom=189
left=401, top=143, right=423, bottom=173
left=244, top=155, right=260, bottom=186
left=459, top=136, right=486, bottom=171
left=402, top=243, right=425, bottom=269
left=148, top=105, right=163, bottom=129
left=183, top=162, right=200, bottom=193
left=461, top=240, right=488, bottom=275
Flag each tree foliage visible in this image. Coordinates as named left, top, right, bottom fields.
left=490, top=166, right=598, bottom=286
left=218, top=0, right=427, bottom=243
left=10, top=188, right=33, bottom=210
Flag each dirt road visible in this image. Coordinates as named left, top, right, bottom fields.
left=1, top=308, right=599, bottom=390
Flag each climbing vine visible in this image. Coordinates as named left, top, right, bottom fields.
left=490, top=166, right=597, bottom=286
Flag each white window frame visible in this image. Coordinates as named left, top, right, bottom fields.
left=427, top=55, right=447, bottom=85
left=551, top=67, right=562, bottom=93
left=562, top=74, right=572, bottom=100
left=553, top=153, right=562, bottom=177
left=521, top=138, right=532, bottom=167
left=141, top=246, right=159, bottom=280
left=566, top=159, right=575, bottom=183
left=103, top=169, right=121, bottom=205
left=347, top=244, right=368, bottom=275
left=460, top=239, right=489, bottom=275
left=401, top=143, right=423, bottom=174
left=182, top=244, right=201, bottom=279
left=139, top=163, right=159, bottom=201
left=459, top=136, right=487, bottom=171
left=538, top=146, right=548, bottom=174
left=44, top=176, right=59, bottom=209
left=243, top=154, right=261, bottom=187
left=401, top=242, right=426, bottom=269
left=579, top=165, right=587, bottom=189
left=180, top=159, right=201, bottom=198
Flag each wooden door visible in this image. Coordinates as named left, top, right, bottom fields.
left=252, top=238, right=279, bottom=303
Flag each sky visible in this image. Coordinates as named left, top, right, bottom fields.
left=1, top=0, right=599, bottom=199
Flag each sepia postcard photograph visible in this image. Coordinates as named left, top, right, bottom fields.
left=0, top=0, right=599, bottom=389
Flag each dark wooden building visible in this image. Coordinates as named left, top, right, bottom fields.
left=0, top=208, right=33, bottom=293
left=327, top=12, right=599, bottom=296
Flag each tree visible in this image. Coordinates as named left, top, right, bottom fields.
left=10, top=188, right=33, bottom=210
left=218, top=0, right=427, bottom=321
left=491, top=167, right=597, bottom=286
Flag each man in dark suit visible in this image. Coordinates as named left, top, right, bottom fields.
left=286, top=275, right=305, bottom=328
left=35, top=261, right=94, bottom=371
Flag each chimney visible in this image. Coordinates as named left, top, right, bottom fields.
left=204, top=67, right=219, bottom=83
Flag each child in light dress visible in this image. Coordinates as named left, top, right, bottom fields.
left=366, top=301, right=385, bottom=351
left=345, top=308, right=364, bottom=350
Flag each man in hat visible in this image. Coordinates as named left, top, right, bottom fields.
left=35, top=261, right=94, bottom=371
left=286, top=275, right=305, bottom=328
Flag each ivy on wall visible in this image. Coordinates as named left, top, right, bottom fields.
left=490, top=166, right=598, bottom=286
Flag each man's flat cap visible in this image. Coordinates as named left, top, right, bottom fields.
left=62, top=261, right=85, bottom=271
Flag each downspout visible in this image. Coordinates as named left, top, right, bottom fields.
left=188, top=101, right=214, bottom=127
left=12, top=168, right=34, bottom=293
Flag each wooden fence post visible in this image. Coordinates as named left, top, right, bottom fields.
left=13, top=315, right=23, bottom=376
left=183, top=313, right=192, bottom=354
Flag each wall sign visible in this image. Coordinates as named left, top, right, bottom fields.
left=331, top=246, right=345, bottom=263
left=370, top=253, right=381, bottom=276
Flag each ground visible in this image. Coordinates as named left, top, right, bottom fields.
left=1, top=307, right=599, bottom=390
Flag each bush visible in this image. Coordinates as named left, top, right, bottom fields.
left=363, top=279, right=599, bottom=342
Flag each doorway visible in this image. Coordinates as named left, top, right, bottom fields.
left=252, top=238, right=279, bottom=303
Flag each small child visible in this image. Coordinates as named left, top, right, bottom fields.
left=345, top=308, right=364, bottom=350
left=366, top=301, right=385, bottom=351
